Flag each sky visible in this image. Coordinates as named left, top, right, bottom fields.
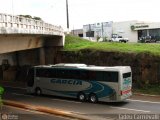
left=0, top=0, right=160, bottom=31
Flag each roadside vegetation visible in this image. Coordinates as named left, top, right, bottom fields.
left=64, top=35, right=160, bottom=95
left=64, top=35, right=160, bottom=56
left=134, top=84, right=160, bottom=95
left=0, top=86, right=4, bottom=106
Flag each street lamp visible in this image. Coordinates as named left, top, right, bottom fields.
left=66, top=0, right=69, bottom=34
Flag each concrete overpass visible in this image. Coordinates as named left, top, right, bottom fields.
left=0, top=13, right=65, bottom=81
left=0, top=13, right=64, bottom=54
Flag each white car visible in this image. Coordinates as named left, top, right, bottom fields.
left=110, top=34, right=129, bottom=43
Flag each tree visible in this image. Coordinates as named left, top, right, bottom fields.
left=18, top=15, right=42, bottom=21
left=33, top=16, right=42, bottom=21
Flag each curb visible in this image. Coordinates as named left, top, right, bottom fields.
left=3, top=100, right=89, bottom=120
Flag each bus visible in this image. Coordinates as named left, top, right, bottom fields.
left=27, top=63, right=132, bottom=103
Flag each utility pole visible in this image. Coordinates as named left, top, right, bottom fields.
left=101, top=22, right=104, bottom=40
left=12, top=0, right=14, bottom=15
left=66, top=0, right=69, bottom=34
left=89, top=24, right=91, bottom=40
left=11, top=0, right=14, bottom=23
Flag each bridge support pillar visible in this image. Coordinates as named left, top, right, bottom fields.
left=39, top=48, right=46, bottom=65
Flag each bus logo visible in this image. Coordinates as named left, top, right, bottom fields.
left=50, top=79, right=82, bottom=85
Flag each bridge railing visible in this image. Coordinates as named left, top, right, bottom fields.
left=0, top=13, right=64, bottom=35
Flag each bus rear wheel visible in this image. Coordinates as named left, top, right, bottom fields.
left=77, top=92, right=86, bottom=102
left=35, top=88, right=42, bottom=96
left=89, top=93, right=98, bottom=103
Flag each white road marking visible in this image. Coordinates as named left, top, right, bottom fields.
left=110, top=106, right=150, bottom=113
left=4, top=86, right=27, bottom=90
left=127, top=99, right=160, bottom=104
left=51, top=98, right=82, bottom=104
left=12, top=93, right=34, bottom=97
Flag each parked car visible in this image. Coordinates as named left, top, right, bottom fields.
left=139, top=35, right=160, bottom=43
left=110, top=34, right=129, bottom=43
left=139, top=36, right=154, bottom=43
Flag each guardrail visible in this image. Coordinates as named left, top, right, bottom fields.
left=0, top=13, right=64, bottom=36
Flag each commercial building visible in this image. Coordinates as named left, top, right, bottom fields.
left=73, top=20, right=160, bottom=42
left=83, top=21, right=113, bottom=41
left=71, top=29, right=83, bottom=37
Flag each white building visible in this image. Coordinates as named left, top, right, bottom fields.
left=82, top=20, right=160, bottom=42
left=83, top=21, right=113, bottom=41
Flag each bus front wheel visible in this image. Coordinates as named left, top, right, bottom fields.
left=89, top=93, right=98, bottom=103
left=77, top=92, right=86, bottom=102
left=35, top=87, right=42, bottom=96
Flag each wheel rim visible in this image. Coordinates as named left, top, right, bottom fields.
left=36, top=89, right=41, bottom=95
left=90, top=96, right=96, bottom=102
left=37, top=90, right=40, bottom=95
left=79, top=94, right=85, bottom=101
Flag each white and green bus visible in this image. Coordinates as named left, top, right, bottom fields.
left=27, top=63, right=132, bottom=103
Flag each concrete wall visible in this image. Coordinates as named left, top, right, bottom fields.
left=0, top=34, right=64, bottom=54
left=0, top=47, right=61, bottom=81
left=0, top=35, right=43, bottom=54
left=0, top=49, right=40, bottom=81
left=0, top=53, right=17, bottom=66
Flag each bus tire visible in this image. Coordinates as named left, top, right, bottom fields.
left=89, top=93, right=98, bottom=103
left=77, top=92, right=86, bottom=102
left=35, top=87, right=42, bottom=96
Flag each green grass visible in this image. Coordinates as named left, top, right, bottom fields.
left=134, top=84, right=160, bottom=95
left=64, top=35, right=160, bottom=56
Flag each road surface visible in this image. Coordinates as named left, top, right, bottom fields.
left=2, top=86, right=160, bottom=120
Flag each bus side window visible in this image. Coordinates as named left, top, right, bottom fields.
left=79, top=70, right=89, bottom=80
left=88, top=71, right=96, bottom=80
left=71, top=70, right=80, bottom=80
left=104, top=72, right=118, bottom=82
left=96, top=71, right=104, bottom=81
left=51, top=69, right=56, bottom=78
left=55, top=69, right=69, bottom=79
left=36, top=68, right=51, bottom=78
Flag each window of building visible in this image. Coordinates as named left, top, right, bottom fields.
left=86, top=31, right=94, bottom=37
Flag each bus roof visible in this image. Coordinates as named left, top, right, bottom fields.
left=34, top=63, right=131, bottom=71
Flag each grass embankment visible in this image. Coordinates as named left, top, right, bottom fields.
left=64, top=35, right=160, bottom=95
left=133, top=85, right=160, bottom=95
left=64, top=35, right=160, bottom=56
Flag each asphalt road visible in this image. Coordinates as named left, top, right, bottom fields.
left=0, top=105, right=70, bottom=120
left=2, top=86, right=160, bottom=120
